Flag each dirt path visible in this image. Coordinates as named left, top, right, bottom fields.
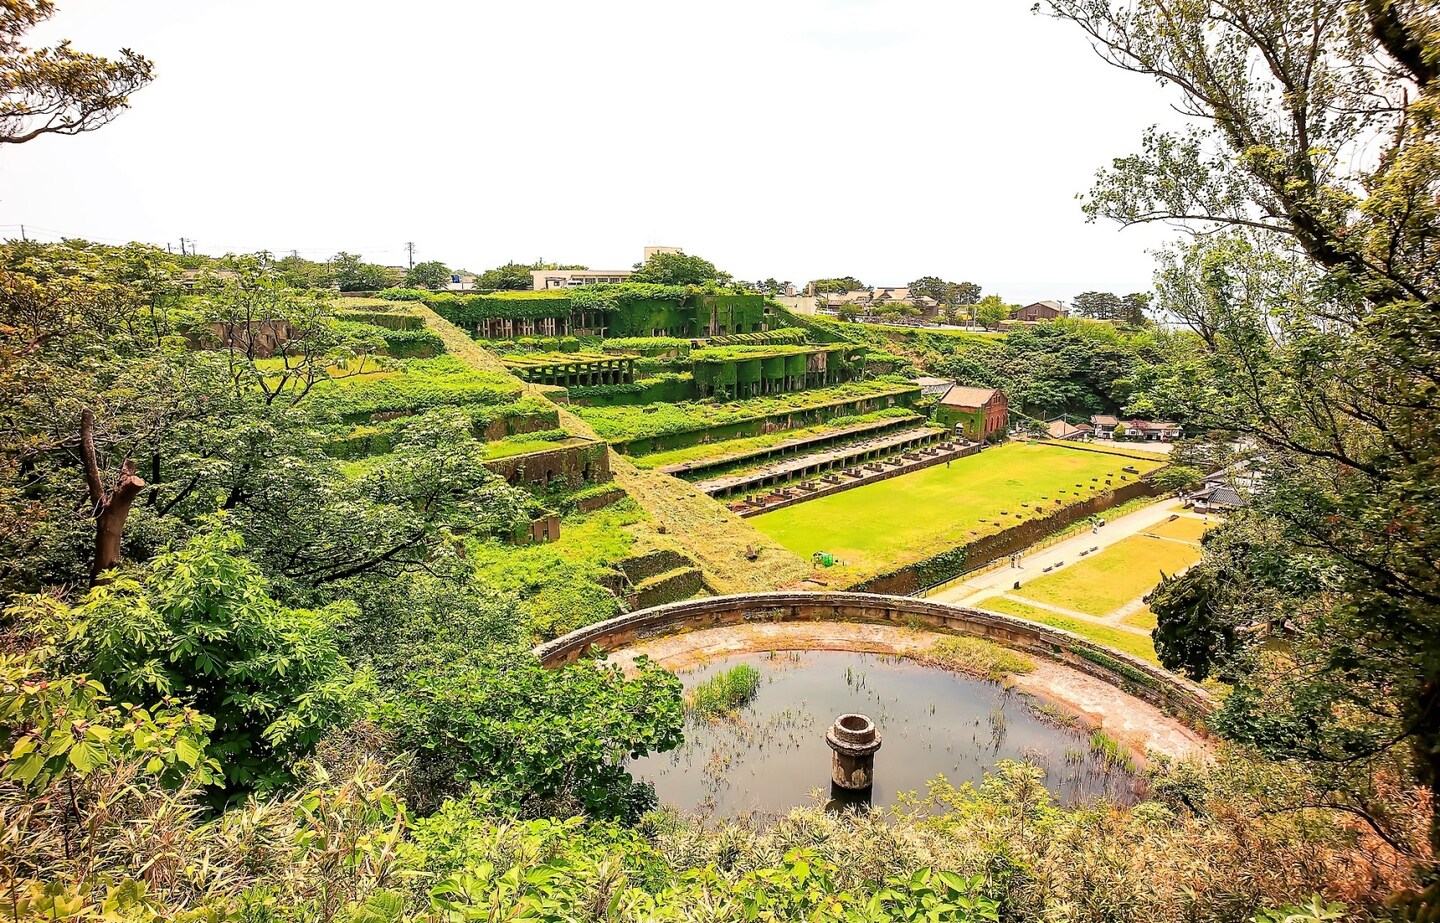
left=611, top=621, right=1209, bottom=764
left=419, top=307, right=814, bottom=594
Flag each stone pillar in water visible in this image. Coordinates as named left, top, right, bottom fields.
left=826, top=713, right=881, bottom=790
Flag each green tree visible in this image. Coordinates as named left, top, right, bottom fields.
left=974, top=294, right=1008, bottom=329
left=907, top=275, right=950, bottom=311
left=379, top=650, right=683, bottom=820
left=1119, top=292, right=1151, bottom=325
left=273, top=253, right=333, bottom=289
left=809, top=276, right=864, bottom=293
left=405, top=259, right=451, bottom=290
left=1046, top=0, right=1440, bottom=860
left=952, top=281, right=982, bottom=305
left=328, top=252, right=394, bottom=292
left=1071, top=291, right=1122, bottom=320
left=629, top=251, right=731, bottom=286
left=0, top=1, right=154, bottom=145
left=475, top=261, right=534, bottom=291
left=26, top=528, right=363, bottom=797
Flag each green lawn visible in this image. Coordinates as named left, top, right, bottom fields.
left=1011, top=534, right=1201, bottom=616
left=975, top=595, right=1160, bottom=663
left=1123, top=608, right=1159, bottom=631
left=749, top=442, right=1161, bottom=571
left=1141, top=515, right=1211, bottom=543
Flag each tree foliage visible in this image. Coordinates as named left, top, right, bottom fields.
left=21, top=528, right=363, bottom=797
left=629, top=251, right=731, bottom=286
left=1046, top=0, right=1440, bottom=860
left=0, top=0, right=155, bottom=145
left=329, top=252, right=395, bottom=292
left=378, top=651, right=683, bottom=821
left=809, top=276, right=865, bottom=293
left=404, top=260, right=451, bottom=291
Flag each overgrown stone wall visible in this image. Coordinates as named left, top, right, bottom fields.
left=615, top=390, right=919, bottom=456
left=534, top=592, right=1212, bottom=723
left=632, top=567, right=705, bottom=609
left=482, top=440, right=612, bottom=490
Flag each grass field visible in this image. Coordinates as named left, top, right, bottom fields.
left=1123, top=608, right=1159, bottom=631
left=1140, top=515, right=1211, bottom=543
left=975, top=595, right=1160, bottom=663
left=1011, top=534, right=1201, bottom=616
left=748, top=442, right=1161, bottom=571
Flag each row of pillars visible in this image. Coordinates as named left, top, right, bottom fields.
left=516, top=358, right=635, bottom=388
left=708, top=430, right=946, bottom=499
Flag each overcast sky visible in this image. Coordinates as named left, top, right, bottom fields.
left=2, top=0, right=1187, bottom=303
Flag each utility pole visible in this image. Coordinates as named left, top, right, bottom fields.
left=405, top=241, right=416, bottom=270
left=19, top=225, right=26, bottom=241
left=178, top=237, right=189, bottom=257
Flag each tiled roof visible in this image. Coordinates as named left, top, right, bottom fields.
left=939, top=385, right=1001, bottom=408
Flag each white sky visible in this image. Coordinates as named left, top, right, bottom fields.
left=1, top=0, right=1186, bottom=304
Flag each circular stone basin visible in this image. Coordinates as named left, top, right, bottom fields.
left=628, top=650, right=1143, bottom=818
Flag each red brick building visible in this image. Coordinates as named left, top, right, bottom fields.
left=936, top=385, right=1008, bottom=441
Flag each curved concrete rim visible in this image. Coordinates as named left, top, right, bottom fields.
left=535, top=591, right=1213, bottom=722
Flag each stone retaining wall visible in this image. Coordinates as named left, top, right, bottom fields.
left=534, top=592, right=1212, bottom=723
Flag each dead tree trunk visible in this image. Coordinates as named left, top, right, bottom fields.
left=80, top=408, right=145, bottom=585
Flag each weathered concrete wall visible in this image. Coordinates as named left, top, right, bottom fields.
left=534, top=591, right=1212, bottom=723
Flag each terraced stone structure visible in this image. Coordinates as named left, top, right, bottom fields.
left=534, top=592, right=1213, bottom=723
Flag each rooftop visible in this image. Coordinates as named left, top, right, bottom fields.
left=938, top=385, right=1002, bottom=408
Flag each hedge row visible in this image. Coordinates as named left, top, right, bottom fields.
left=706, top=327, right=808, bottom=347
left=311, top=356, right=521, bottom=422
left=336, top=309, right=424, bottom=331
left=571, top=378, right=919, bottom=444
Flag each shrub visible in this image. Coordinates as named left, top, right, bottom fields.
left=31, top=529, right=363, bottom=798
left=376, top=650, right=683, bottom=820
left=378, top=287, right=427, bottom=300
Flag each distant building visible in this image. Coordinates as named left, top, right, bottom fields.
left=914, top=376, right=955, bottom=398
left=1046, top=418, right=1093, bottom=441
left=1125, top=418, right=1182, bottom=442
left=531, top=268, right=634, bottom=290
left=1187, top=463, right=1259, bottom=512
left=1089, top=414, right=1180, bottom=442
left=935, top=385, right=1008, bottom=442
left=819, top=287, right=936, bottom=320
left=530, top=246, right=685, bottom=290
left=1011, top=300, right=1067, bottom=321
left=447, top=273, right=477, bottom=291
left=1089, top=414, right=1119, bottom=438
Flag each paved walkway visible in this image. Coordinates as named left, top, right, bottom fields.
left=928, top=497, right=1214, bottom=634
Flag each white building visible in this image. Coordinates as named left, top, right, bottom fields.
left=531, top=268, right=634, bottom=289
left=530, top=246, right=686, bottom=290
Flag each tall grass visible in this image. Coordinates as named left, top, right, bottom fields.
left=687, top=664, right=761, bottom=718
left=926, top=635, right=1035, bottom=681
left=1088, top=729, right=1138, bottom=774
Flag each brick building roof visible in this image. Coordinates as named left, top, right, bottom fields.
left=938, top=385, right=1002, bottom=409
